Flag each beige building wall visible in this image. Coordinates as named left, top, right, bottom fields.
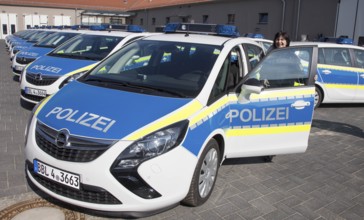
left=129, top=0, right=338, bottom=41
left=0, top=5, right=79, bottom=29
left=1, top=0, right=340, bottom=41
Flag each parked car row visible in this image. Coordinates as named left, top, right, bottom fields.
left=2, top=22, right=361, bottom=218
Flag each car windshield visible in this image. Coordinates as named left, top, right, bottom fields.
left=27, top=31, right=55, bottom=43
left=35, top=32, right=80, bottom=48
left=48, top=34, right=123, bottom=61
left=80, top=40, right=221, bottom=98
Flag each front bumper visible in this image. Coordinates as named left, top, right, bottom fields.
left=25, top=118, right=197, bottom=215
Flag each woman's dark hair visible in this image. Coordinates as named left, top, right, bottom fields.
left=273, top=31, right=290, bottom=48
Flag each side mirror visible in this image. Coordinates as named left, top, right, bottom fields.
left=238, top=78, right=263, bottom=104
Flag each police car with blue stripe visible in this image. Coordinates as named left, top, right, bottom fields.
left=292, top=39, right=364, bottom=107
left=9, top=29, right=58, bottom=60
left=25, top=23, right=317, bottom=217
left=20, top=25, right=151, bottom=104
left=12, top=29, right=87, bottom=76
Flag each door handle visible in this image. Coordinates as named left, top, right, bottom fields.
left=360, top=74, right=364, bottom=78
left=322, top=69, right=331, bottom=75
left=291, top=100, right=311, bottom=110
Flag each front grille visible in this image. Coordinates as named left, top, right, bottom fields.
left=35, top=121, right=116, bottom=162
left=26, top=73, right=59, bottom=86
left=21, top=90, right=47, bottom=102
left=27, top=161, right=121, bottom=204
left=16, top=56, right=36, bottom=64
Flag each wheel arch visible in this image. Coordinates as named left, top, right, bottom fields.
left=315, top=83, right=325, bottom=102
left=211, top=133, right=225, bottom=164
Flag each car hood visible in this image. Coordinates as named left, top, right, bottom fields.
left=17, top=47, right=52, bottom=59
left=36, top=81, right=194, bottom=140
left=26, top=55, right=96, bottom=77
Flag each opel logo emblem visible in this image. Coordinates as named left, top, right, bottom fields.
left=35, top=73, right=43, bottom=81
left=55, top=129, right=70, bottom=148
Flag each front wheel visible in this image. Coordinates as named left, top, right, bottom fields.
left=182, top=139, right=220, bottom=207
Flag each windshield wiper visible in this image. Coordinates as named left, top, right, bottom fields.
left=84, top=78, right=187, bottom=97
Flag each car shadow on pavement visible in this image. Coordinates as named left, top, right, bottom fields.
left=222, top=156, right=273, bottom=165
left=312, top=119, right=364, bottom=138
left=319, top=103, right=364, bottom=108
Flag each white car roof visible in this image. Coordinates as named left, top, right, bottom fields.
left=291, top=41, right=364, bottom=50
left=82, top=30, right=150, bottom=37
left=140, top=33, right=261, bottom=46
left=56, top=29, right=88, bottom=34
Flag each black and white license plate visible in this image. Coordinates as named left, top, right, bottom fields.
left=25, top=87, right=47, bottom=97
left=34, top=159, right=80, bottom=190
left=15, top=65, right=24, bottom=71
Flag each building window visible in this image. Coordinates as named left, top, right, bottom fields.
left=166, top=17, right=170, bottom=24
left=203, top=15, right=209, bottom=23
left=152, top=17, right=156, bottom=25
left=227, top=14, right=235, bottom=24
left=2, top=24, right=7, bottom=35
left=140, top=18, right=143, bottom=25
left=130, top=19, right=133, bottom=25
left=259, top=13, right=268, bottom=24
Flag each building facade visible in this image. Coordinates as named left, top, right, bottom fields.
left=0, top=0, right=362, bottom=44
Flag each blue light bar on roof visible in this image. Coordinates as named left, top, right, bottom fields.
left=106, top=24, right=145, bottom=32
left=89, top=25, right=107, bottom=31
left=336, top=37, right=353, bottom=45
left=244, top=33, right=264, bottom=38
left=164, top=23, right=239, bottom=37
left=71, top=25, right=90, bottom=30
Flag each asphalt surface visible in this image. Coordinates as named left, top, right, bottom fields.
left=0, top=39, right=363, bottom=220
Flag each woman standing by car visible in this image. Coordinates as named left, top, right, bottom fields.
left=267, top=31, right=291, bottom=53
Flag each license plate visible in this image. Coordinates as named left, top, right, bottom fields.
left=15, top=65, right=24, bottom=71
left=34, top=160, right=80, bottom=190
left=25, top=87, right=47, bottom=97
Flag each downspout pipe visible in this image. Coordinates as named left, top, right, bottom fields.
left=281, top=0, right=286, bottom=31
left=295, top=0, right=301, bottom=40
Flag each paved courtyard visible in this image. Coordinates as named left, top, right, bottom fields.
left=0, top=39, right=363, bottom=220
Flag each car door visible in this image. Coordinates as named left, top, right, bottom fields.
left=353, top=49, right=364, bottom=101
left=317, top=47, right=357, bottom=101
left=224, top=46, right=317, bottom=158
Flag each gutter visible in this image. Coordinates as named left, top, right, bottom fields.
left=281, top=0, right=286, bottom=31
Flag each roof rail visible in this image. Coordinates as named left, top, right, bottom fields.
left=164, top=23, right=240, bottom=37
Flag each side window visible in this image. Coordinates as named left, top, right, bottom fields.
left=353, top=49, right=364, bottom=68
left=243, top=44, right=264, bottom=69
left=245, top=47, right=312, bottom=88
left=209, top=47, right=242, bottom=104
left=320, top=48, right=352, bottom=67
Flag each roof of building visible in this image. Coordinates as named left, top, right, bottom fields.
left=0, top=0, right=213, bottom=11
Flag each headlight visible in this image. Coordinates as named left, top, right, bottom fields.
left=59, top=71, right=87, bottom=89
left=113, top=120, right=189, bottom=170
left=110, top=120, right=189, bottom=199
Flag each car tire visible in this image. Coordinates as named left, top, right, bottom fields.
left=315, top=87, right=323, bottom=109
left=182, top=139, right=220, bottom=207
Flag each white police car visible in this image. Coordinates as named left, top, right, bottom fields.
left=292, top=40, right=364, bottom=107
left=12, top=29, right=87, bottom=76
left=9, top=29, right=57, bottom=59
left=20, top=25, right=151, bottom=104
left=244, top=33, right=273, bottom=53
left=25, top=23, right=317, bottom=217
